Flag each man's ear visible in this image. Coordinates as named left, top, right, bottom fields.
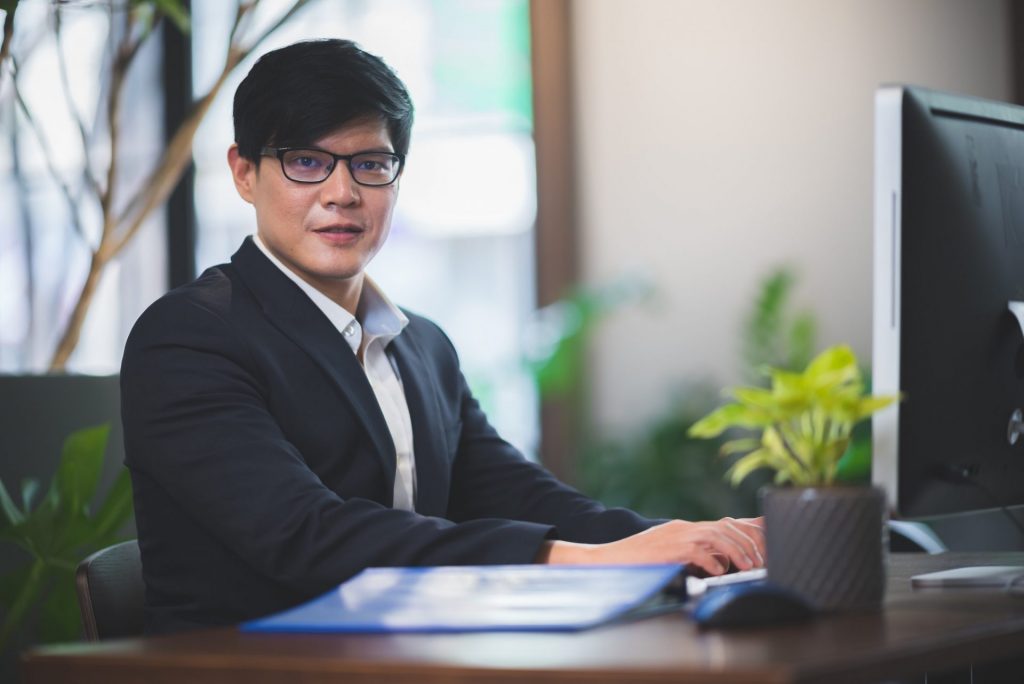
left=227, top=144, right=257, bottom=204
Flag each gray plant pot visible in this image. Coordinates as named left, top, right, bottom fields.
left=762, top=485, right=887, bottom=611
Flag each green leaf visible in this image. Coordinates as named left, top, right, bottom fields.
left=786, top=313, right=817, bottom=371
left=855, top=394, right=898, bottom=420
left=779, top=422, right=813, bottom=468
left=732, top=387, right=777, bottom=409
left=821, top=439, right=850, bottom=482
left=37, top=569, right=81, bottom=644
left=19, top=486, right=60, bottom=557
left=768, top=369, right=807, bottom=402
left=835, top=436, right=872, bottom=483
left=0, top=523, right=31, bottom=553
left=0, top=565, right=31, bottom=612
left=0, top=424, right=134, bottom=655
left=21, top=478, right=39, bottom=512
left=804, top=345, right=860, bottom=392
left=726, top=448, right=774, bottom=486
left=720, top=438, right=760, bottom=456
left=0, top=558, right=45, bottom=655
left=49, top=513, right=96, bottom=558
left=742, top=269, right=793, bottom=381
left=86, top=469, right=134, bottom=545
left=694, top=332, right=889, bottom=486
left=130, top=0, right=190, bottom=33
left=805, top=344, right=856, bottom=376
left=688, top=402, right=770, bottom=438
left=526, top=278, right=653, bottom=400
left=153, top=0, right=191, bottom=34
left=55, top=424, right=109, bottom=519
left=0, top=478, right=24, bottom=526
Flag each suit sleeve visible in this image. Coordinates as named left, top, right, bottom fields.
left=428, top=326, right=662, bottom=543
left=122, top=293, right=554, bottom=596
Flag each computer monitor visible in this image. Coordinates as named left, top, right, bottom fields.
left=872, top=85, right=1024, bottom=528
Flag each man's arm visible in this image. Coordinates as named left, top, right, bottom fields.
left=422, top=320, right=766, bottom=573
left=535, top=518, right=765, bottom=574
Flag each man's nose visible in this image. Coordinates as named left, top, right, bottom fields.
left=320, top=163, right=360, bottom=207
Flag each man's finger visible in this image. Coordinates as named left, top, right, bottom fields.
left=724, top=520, right=765, bottom=565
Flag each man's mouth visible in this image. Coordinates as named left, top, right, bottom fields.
left=314, top=224, right=364, bottom=234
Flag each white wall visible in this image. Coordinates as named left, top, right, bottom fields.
left=573, top=0, right=1013, bottom=432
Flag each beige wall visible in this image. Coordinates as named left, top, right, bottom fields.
left=572, top=0, right=1013, bottom=432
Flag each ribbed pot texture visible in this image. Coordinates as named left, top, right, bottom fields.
left=762, top=485, right=887, bottom=611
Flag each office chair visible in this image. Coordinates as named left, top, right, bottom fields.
left=75, top=539, right=145, bottom=641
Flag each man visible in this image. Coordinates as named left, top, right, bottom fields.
left=121, top=39, right=764, bottom=635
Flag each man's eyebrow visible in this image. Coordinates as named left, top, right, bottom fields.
left=297, top=145, right=397, bottom=155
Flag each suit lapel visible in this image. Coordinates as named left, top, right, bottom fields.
left=230, top=238, right=396, bottom=491
left=389, top=330, right=450, bottom=516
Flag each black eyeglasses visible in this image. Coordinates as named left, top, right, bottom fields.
left=260, top=147, right=404, bottom=186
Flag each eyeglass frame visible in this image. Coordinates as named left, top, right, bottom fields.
left=259, top=146, right=405, bottom=186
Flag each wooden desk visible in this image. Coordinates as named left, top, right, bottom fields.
left=21, top=553, right=1024, bottom=684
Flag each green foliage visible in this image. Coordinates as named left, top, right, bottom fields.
left=689, top=346, right=897, bottom=487
left=524, top=278, right=754, bottom=519
left=129, top=0, right=190, bottom=33
left=525, top=277, right=654, bottom=398
left=0, top=424, right=134, bottom=654
left=579, top=388, right=763, bottom=520
left=742, top=269, right=817, bottom=383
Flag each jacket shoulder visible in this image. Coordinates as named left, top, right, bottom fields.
left=123, top=264, right=251, bottom=358
left=400, top=309, right=459, bottom=355
left=134, top=265, right=243, bottom=328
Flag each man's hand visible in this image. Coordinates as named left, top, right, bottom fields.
left=535, top=517, right=765, bottom=576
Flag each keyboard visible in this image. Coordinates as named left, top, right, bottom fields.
left=686, top=568, right=767, bottom=597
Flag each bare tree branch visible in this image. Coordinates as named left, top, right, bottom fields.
left=107, top=67, right=229, bottom=258
left=48, top=250, right=105, bottom=371
left=238, top=0, right=309, bottom=57
left=228, top=0, right=258, bottom=49
left=8, top=93, right=37, bottom=368
left=11, top=60, right=89, bottom=246
left=99, top=7, right=136, bottom=234
left=0, top=4, right=16, bottom=96
left=108, top=0, right=311, bottom=256
left=54, top=5, right=102, bottom=201
left=49, top=0, right=315, bottom=369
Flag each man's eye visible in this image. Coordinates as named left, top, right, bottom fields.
left=354, top=159, right=385, bottom=171
left=293, top=156, right=322, bottom=169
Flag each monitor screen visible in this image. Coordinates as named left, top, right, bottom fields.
left=872, top=85, right=1024, bottom=520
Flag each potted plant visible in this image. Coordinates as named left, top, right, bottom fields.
left=689, top=345, right=898, bottom=611
left=0, top=424, right=133, bottom=680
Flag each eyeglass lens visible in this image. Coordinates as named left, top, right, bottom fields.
left=280, top=149, right=400, bottom=185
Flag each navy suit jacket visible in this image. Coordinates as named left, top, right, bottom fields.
left=121, top=238, right=656, bottom=633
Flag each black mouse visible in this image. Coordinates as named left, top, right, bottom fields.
left=691, top=581, right=814, bottom=629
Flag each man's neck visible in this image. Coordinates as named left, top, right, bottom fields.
left=314, top=274, right=363, bottom=317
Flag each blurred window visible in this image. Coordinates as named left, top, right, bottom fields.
left=0, top=3, right=166, bottom=373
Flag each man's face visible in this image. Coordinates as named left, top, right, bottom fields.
left=228, top=117, right=400, bottom=305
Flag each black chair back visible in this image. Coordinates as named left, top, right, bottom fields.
left=75, top=539, right=144, bottom=641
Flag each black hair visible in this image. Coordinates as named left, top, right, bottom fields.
left=232, top=39, right=414, bottom=160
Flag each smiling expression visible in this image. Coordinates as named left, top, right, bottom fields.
left=228, top=117, right=400, bottom=311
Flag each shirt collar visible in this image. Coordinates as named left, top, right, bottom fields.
left=252, top=234, right=408, bottom=354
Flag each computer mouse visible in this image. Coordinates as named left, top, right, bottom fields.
left=691, top=581, right=814, bottom=629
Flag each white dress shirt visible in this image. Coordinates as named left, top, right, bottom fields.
left=253, top=235, right=417, bottom=510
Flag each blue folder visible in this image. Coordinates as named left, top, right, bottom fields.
left=241, top=564, right=686, bottom=634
